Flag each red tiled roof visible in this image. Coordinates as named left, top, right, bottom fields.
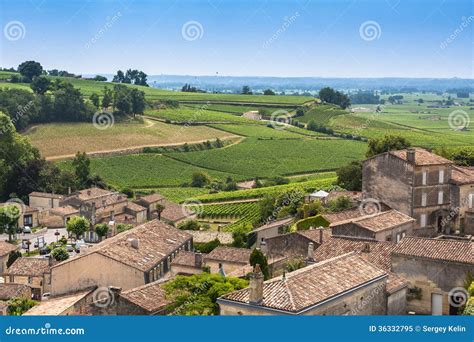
left=0, top=283, right=31, bottom=300
left=29, top=192, right=64, bottom=199
left=6, top=258, right=50, bottom=277
left=221, top=253, right=387, bottom=313
left=352, top=210, right=414, bottom=232
left=160, top=200, right=191, bottom=222
left=120, top=281, right=170, bottom=313
left=0, top=241, right=19, bottom=256
left=171, top=251, right=202, bottom=267
left=390, top=148, right=452, bottom=166
left=205, top=246, right=251, bottom=264
left=323, top=208, right=365, bottom=225
left=451, top=166, right=474, bottom=185
left=392, top=236, right=473, bottom=265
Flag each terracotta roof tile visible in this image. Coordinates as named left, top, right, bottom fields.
left=323, top=208, right=365, bottom=225
left=221, top=253, right=387, bottom=313
left=160, top=200, right=191, bottom=222
left=392, top=236, right=473, bottom=264
left=29, top=192, right=64, bottom=199
left=205, top=246, right=251, bottom=264
left=120, top=281, right=170, bottom=313
left=0, top=283, right=31, bottom=300
left=352, top=210, right=414, bottom=232
left=184, top=230, right=233, bottom=244
left=451, top=166, right=474, bottom=185
left=0, top=241, right=19, bottom=256
left=253, top=218, right=293, bottom=233
left=171, top=251, right=202, bottom=267
left=6, top=258, right=50, bottom=277
left=23, top=289, right=92, bottom=315
left=390, top=148, right=452, bottom=166
left=136, top=193, right=165, bottom=204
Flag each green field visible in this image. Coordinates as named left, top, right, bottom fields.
left=145, top=107, right=258, bottom=124
left=297, top=104, right=348, bottom=124
left=165, top=137, right=366, bottom=178
left=197, top=202, right=261, bottom=232
left=26, top=119, right=237, bottom=159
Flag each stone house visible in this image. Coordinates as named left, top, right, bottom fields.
left=313, top=236, right=408, bottom=315
left=0, top=241, right=19, bottom=275
left=204, top=246, right=252, bottom=275
left=4, top=257, right=51, bottom=299
left=251, top=217, right=294, bottom=248
left=0, top=203, right=39, bottom=229
left=391, top=236, right=474, bottom=315
left=50, top=220, right=192, bottom=296
left=116, top=281, right=170, bottom=315
left=134, top=194, right=194, bottom=226
left=218, top=253, right=388, bottom=315
left=170, top=251, right=204, bottom=276
left=29, top=192, right=64, bottom=210
left=449, top=166, right=474, bottom=235
left=134, top=193, right=165, bottom=220
left=363, top=148, right=453, bottom=236
left=331, top=210, right=415, bottom=242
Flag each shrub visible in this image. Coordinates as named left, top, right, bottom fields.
left=51, top=247, right=69, bottom=261
left=295, top=215, right=330, bottom=231
left=178, top=220, right=201, bottom=231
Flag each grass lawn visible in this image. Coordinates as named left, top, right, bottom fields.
left=26, top=119, right=237, bottom=159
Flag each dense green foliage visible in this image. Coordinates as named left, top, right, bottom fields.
left=295, top=215, right=330, bottom=231
left=7, top=297, right=38, bottom=315
left=366, top=135, right=411, bottom=158
left=51, top=246, right=70, bottom=261
left=249, top=248, right=270, bottom=280
left=163, top=273, right=248, bottom=315
left=66, top=216, right=90, bottom=239
left=336, top=161, right=363, bottom=191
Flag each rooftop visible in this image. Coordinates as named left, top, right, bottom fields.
left=350, top=210, right=414, bottom=233
left=50, top=205, right=79, bottom=216
left=23, top=289, right=92, bottom=315
left=29, top=192, right=64, bottom=199
left=221, top=253, right=387, bottom=313
left=205, top=246, right=252, bottom=264
left=53, top=219, right=192, bottom=272
left=125, top=202, right=147, bottom=213
left=184, top=230, right=233, bottom=244
left=392, top=236, right=473, bottom=265
left=0, top=283, right=31, bottom=300
left=451, top=165, right=474, bottom=185
left=0, top=241, right=19, bottom=256
left=322, top=208, right=365, bottom=225
left=296, top=228, right=332, bottom=244
left=160, top=200, right=191, bottom=222
left=135, top=193, right=165, bottom=204
left=253, top=217, right=293, bottom=233
left=389, top=148, right=452, bottom=166
left=120, top=281, right=170, bottom=313
left=171, top=251, right=202, bottom=267
left=6, top=257, right=51, bottom=277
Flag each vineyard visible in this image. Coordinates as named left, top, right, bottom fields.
left=196, top=202, right=261, bottom=232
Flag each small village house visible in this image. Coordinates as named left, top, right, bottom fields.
left=50, top=219, right=192, bottom=296
left=0, top=283, right=32, bottom=315
left=4, top=257, right=51, bottom=300
left=23, top=289, right=94, bottom=316
left=449, top=165, right=474, bottom=235
left=251, top=217, right=293, bottom=248
left=170, top=251, right=204, bottom=276
left=29, top=192, right=64, bottom=210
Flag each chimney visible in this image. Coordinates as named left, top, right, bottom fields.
left=260, top=240, right=268, bottom=255
left=249, top=264, right=264, bottom=305
left=306, top=242, right=315, bottom=264
left=128, top=238, right=139, bottom=249
left=406, top=148, right=416, bottom=164
left=194, top=252, right=203, bottom=268
left=319, top=229, right=324, bottom=244
left=362, top=242, right=371, bottom=253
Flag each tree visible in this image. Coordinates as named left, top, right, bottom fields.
left=249, top=248, right=270, bottom=280
left=156, top=203, right=165, bottom=220
left=0, top=205, right=20, bottom=242
left=6, top=250, right=21, bottom=268
left=177, top=219, right=200, bottom=231
left=366, top=135, right=411, bottom=158
left=90, top=93, right=100, bottom=109
left=102, top=87, right=113, bottom=109
left=18, top=61, right=43, bottom=82
left=318, top=87, right=351, bottom=109
left=30, top=76, right=51, bottom=95
left=241, top=86, right=252, bottom=95
left=51, top=247, right=69, bottom=261
left=231, top=226, right=248, bottom=248
left=7, top=297, right=37, bottom=315
left=93, top=75, right=107, bottom=82
left=130, top=88, right=145, bottom=116
left=263, top=89, right=275, bottom=95
left=328, top=196, right=352, bottom=212
left=94, top=223, right=109, bottom=240
left=72, top=152, right=91, bottom=188
left=66, top=216, right=90, bottom=240
left=113, top=85, right=132, bottom=114
left=162, top=273, right=248, bottom=315
left=191, top=172, right=210, bottom=187
left=336, top=161, right=363, bottom=191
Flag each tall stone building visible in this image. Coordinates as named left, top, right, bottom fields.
left=363, top=148, right=453, bottom=236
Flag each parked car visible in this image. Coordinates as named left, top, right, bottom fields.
left=23, top=226, right=32, bottom=234
left=66, top=245, right=74, bottom=253
left=39, top=247, right=50, bottom=256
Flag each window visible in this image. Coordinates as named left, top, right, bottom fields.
left=396, top=233, right=401, bottom=243
left=421, top=192, right=427, bottom=207
left=23, top=215, right=32, bottom=226
left=28, top=276, right=33, bottom=284
left=420, top=214, right=427, bottom=227
left=422, top=171, right=427, bottom=185
left=438, top=191, right=443, bottom=204
left=469, top=194, right=473, bottom=209
left=439, top=170, right=444, bottom=184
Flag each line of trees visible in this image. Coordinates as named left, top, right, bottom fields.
left=318, top=87, right=350, bottom=109
left=112, top=69, right=148, bottom=86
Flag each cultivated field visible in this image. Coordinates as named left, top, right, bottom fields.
left=26, top=119, right=237, bottom=159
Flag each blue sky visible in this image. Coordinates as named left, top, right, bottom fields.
left=0, top=0, right=472, bottom=78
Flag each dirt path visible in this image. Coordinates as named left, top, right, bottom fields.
left=46, top=135, right=240, bottom=161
